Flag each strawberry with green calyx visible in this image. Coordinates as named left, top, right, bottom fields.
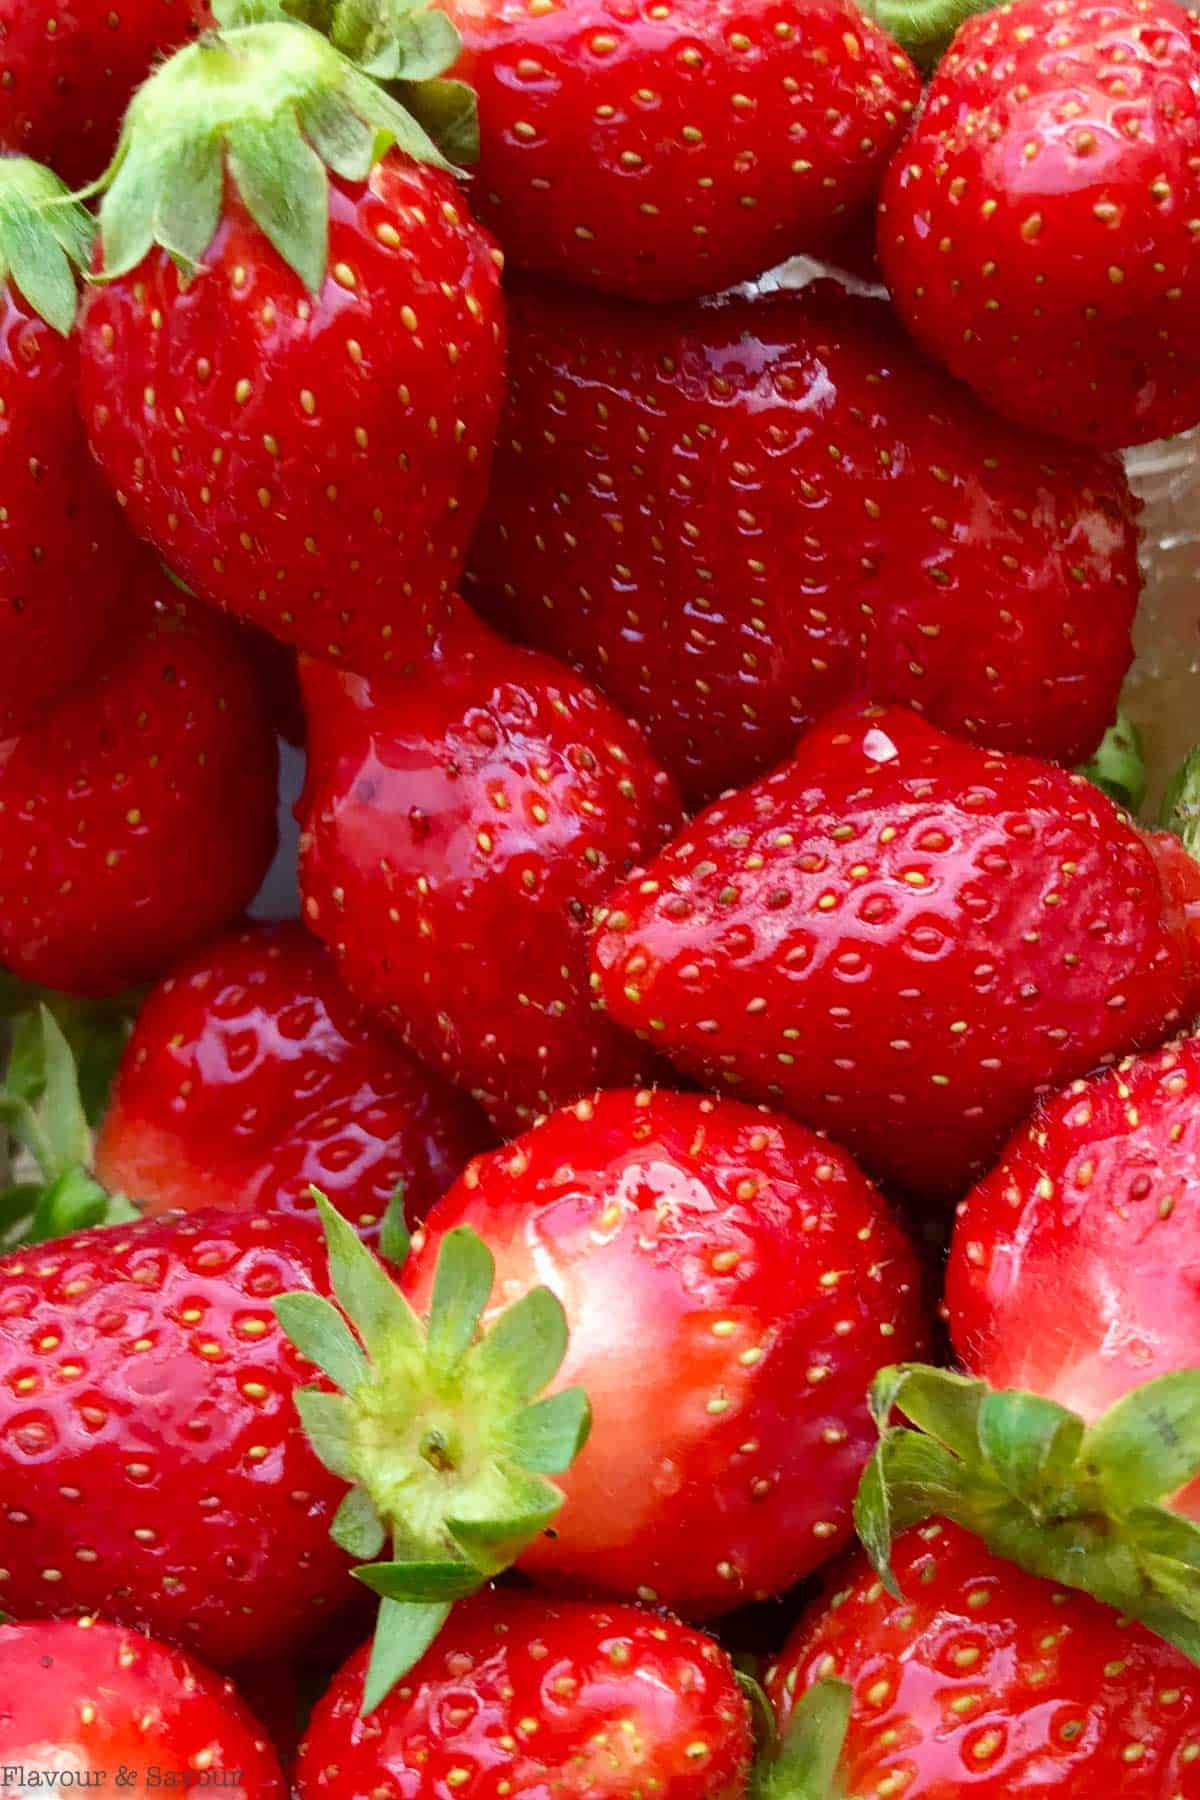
left=274, top=1195, right=591, bottom=1714
left=78, top=1, right=505, bottom=675
left=0, top=157, right=137, bottom=737
left=854, top=1362, right=1200, bottom=1663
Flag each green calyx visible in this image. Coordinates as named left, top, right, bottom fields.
left=1078, top=712, right=1147, bottom=816
left=1161, top=744, right=1200, bottom=861
left=856, top=1363, right=1200, bottom=1663
left=862, top=0, right=1000, bottom=66
left=274, top=1196, right=592, bottom=1714
left=94, top=1, right=470, bottom=295
left=0, top=157, right=93, bottom=334
left=747, top=1678, right=851, bottom=1800
left=0, top=996, right=137, bottom=1248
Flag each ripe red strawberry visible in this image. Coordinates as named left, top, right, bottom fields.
left=0, top=1210, right=356, bottom=1665
left=440, top=0, right=918, bottom=302
left=0, top=0, right=208, bottom=187
left=389, top=1087, right=928, bottom=1618
left=0, top=1615, right=286, bottom=1794
left=94, top=920, right=490, bottom=1241
left=78, top=14, right=505, bottom=675
left=767, top=1520, right=1200, bottom=1797
left=297, top=1589, right=751, bottom=1796
left=592, top=702, right=1200, bottom=1200
left=0, top=159, right=136, bottom=737
left=946, top=1034, right=1200, bottom=1515
left=297, top=603, right=682, bottom=1133
left=0, top=578, right=279, bottom=997
left=877, top=0, right=1200, bottom=450
left=468, top=278, right=1140, bottom=804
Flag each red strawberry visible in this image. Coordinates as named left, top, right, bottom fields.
left=946, top=1034, right=1200, bottom=1515
left=78, top=15, right=505, bottom=674
left=0, top=577, right=279, bottom=997
left=94, top=920, right=490, bottom=1242
left=468, top=278, right=1140, bottom=804
left=388, top=1087, right=928, bottom=1618
left=0, top=1210, right=355, bottom=1665
left=297, top=603, right=682, bottom=1133
left=766, top=1520, right=1200, bottom=1797
left=877, top=0, right=1200, bottom=450
left=0, top=1615, right=286, bottom=1795
left=591, top=702, right=1200, bottom=1200
left=0, top=159, right=136, bottom=737
left=297, top=1591, right=750, bottom=1796
left=0, top=0, right=208, bottom=187
left=440, top=0, right=918, bottom=301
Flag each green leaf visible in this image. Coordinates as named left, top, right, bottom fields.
left=427, top=1227, right=495, bottom=1375
left=153, top=135, right=224, bottom=275
left=360, top=7, right=461, bottom=80
left=378, top=1184, right=412, bottom=1270
left=854, top=1430, right=966, bottom=1592
left=98, top=139, right=161, bottom=281
left=504, top=1387, right=592, bottom=1474
left=23, top=1167, right=112, bottom=1246
left=227, top=111, right=331, bottom=294
left=343, top=67, right=454, bottom=172
left=0, top=1183, right=43, bottom=1235
left=299, top=90, right=384, bottom=182
left=3, top=208, right=83, bottom=337
left=1124, top=1503, right=1200, bottom=1571
left=274, top=1289, right=371, bottom=1393
left=1083, top=1370, right=1200, bottom=1508
left=402, top=77, right=479, bottom=166
left=447, top=1483, right=563, bottom=1575
left=37, top=1008, right=92, bottom=1179
left=0, top=159, right=92, bottom=334
left=868, top=0, right=1003, bottom=67
left=853, top=1443, right=900, bottom=1596
left=870, top=1364, right=985, bottom=1463
left=331, top=1483, right=387, bottom=1560
left=759, top=1681, right=851, bottom=1800
left=1077, top=713, right=1146, bottom=815
left=469, top=1286, right=570, bottom=1410
left=353, top=1559, right=485, bottom=1603
left=212, top=0, right=292, bottom=22
left=361, top=1597, right=450, bottom=1715
left=977, top=1389, right=1084, bottom=1506
left=293, top=1386, right=361, bottom=1482
left=312, top=1192, right=419, bottom=1364
left=1161, top=744, right=1200, bottom=861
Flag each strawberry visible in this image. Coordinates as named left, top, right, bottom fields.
left=0, top=159, right=136, bottom=737
left=296, top=1589, right=752, bottom=1796
left=297, top=603, right=682, bottom=1133
left=269, top=1084, right=927, bottom=1710
left=0, top=1615, right=287, bottom=1795
left=0, top=0, right=208, bottom=187
left=766, top=1520, right=1200, bottom=1797
left=0, top=1209, right=357, bottom=1665
left=0, top=577, right=279, bottom=998
left=439, top=0, right=919, bottom=302
left=877, top=0, right=1200, bottom=450
left=94, top=920, right=491, bottom=1241
left=467, top=278, right=1140, bottom=804
left=78, top=10, right=506, bottom=675
left=591, top=702, right=1200, bottom=1201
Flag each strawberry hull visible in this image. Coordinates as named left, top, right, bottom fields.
left=469, top=278, right=1140, bottom=803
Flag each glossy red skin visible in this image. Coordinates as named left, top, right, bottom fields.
left=767, top=1521, right=1200, bottom=1798
left=878, top=0, right=1200, bottom=450
left=0, top=584, right=279, bottom=997
left=298, top=1589, right=750, bottom=1800
left=0, top=1210, right=354, bottom=1666
left=947, top=1034, right=1200, bottom=1518
left=442, top=0, right=917, bottom=302
left=297, top=606, right=682, bottom=1134
left=0, top=1616, right=286, bottom=1795
left=592, top=703, right=1200, bottom=1202
left=94, top=921, right=490, bottom=1242
left=79, top=158, right=506, bottom=674
left=0, top=0, right=208, bottom=187
left=0, top=284, right=134, bottom=735
left=403, top=1088, right=928, bottom=1613
left=468, top=279, right=1140, bottom=804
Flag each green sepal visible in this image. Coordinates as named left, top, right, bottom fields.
left=362, top=1597, right=450, bottom=1717
left=1161, top=745, right=1200, bottom=862
left=752, top=1681, right=851, bottom=1800
left=378, top=1184, right=411, bottom=1269
left=0, top=158, right=93, bottom=335
left=1077, top=713, right=1147, bottom=815
left=856, top=1363, right=1200, bottom=1665
left=21, top=1168, right=133, bottom=1247
left=93, top=16, right=458, bottom=294
left=275, top=1205, right=592, bottom=1712
left=863, top=0, right=1001, bottom=66
left=403, top=79, right=480, bottom=166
